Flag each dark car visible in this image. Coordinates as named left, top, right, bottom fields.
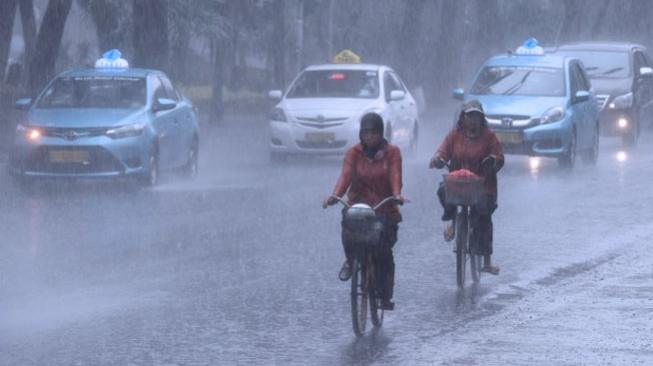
left=555, top=43, right=653, bottom=146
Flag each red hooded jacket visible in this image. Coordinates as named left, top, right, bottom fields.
left=436, top=126, right=505, bottom=196
left=332, top=142, right=402, bottom=221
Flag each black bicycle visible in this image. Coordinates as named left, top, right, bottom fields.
left=442, top=172, right=485, bottom=289
left=327, top=195, right=400, bottom=337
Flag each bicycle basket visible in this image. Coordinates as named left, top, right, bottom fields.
left=342, top=204, right=383, bottom=246
left=443, top=171, right=485, bottom=206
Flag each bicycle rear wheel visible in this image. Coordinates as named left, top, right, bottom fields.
left=351, top=257, right=368, bottom=337
left=470, top=252, right=482, bottom=283
left=368, top=253, right=384, bottom=327
left=455, top=211, right=469, bottom=289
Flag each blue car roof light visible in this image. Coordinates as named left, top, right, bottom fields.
left=95, top=49, right=129, bottom=69
left=515, top=38, right=545, bottom=56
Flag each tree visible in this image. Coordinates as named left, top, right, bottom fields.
left=133, top=0, right=169, bottom=71
left=27, top=0, right=73, bottom=95
left=0, top=0, right=18, bottom=83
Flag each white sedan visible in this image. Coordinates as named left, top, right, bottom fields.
left=268, top=64, right=419, bottom=160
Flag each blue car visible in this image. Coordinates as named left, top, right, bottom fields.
left=10, top=52, right=199, bottom=186
left=452, top=40, right=600, bottom=168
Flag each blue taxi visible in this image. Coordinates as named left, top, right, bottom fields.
left=10, top=50, right=199, bottom=186
left=453, top=39, right=600, bottom=168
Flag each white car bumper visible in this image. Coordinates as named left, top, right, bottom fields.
left=269, top=120, right=359, bottom=155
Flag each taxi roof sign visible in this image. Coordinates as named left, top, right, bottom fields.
left=515, top=38, right=544, bottom=56
left=95, top=49, right=129, bottom=69
left=332, top=50, right=361, bottom=64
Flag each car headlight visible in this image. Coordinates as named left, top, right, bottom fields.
left=609, top=92, right=633, bottom=109
left=106, top=123, right=146, bottom=139
left=17, top=124, right=42, bottom=141
left=540, top=106, right=565, bottom=124
left=270, top=108, right=288, bottom=123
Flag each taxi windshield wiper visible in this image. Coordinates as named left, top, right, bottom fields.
left=502, top=71, right=532, bottom=95
left=600, top=67, right=623, bottom=76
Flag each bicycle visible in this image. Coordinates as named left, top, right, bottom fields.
left=326, top=195, right=400, bottom=337
left=441, top=170, right=486, bottom=289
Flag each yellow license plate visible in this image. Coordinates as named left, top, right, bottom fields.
left=305, top=132, right=335, bottom=143
left=49, top=150, right=90, bottom=163
left=495, top=132, right=523, bottom=145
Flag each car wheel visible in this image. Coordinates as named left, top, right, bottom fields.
left=582, top=124, right=599, bottom=165
left=142, top=147, right=159, bottom=187
left=182, top=138, right=199, bottom=180
left=558, top=129, right=577, bottom=169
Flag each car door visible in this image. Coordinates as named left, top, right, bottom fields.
left=159, top=74, right=186, bottom=167
left=569, top=62, right=592, bottom=149
left=390, top=71, right=417, bottom=126
left=149, top=75, right=176, bottom=169
left=383, top=71, right=402, bottom=141
left=633, top=50, right=653, bottom=119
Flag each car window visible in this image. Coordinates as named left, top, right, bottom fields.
left=150, top=76, right=166, bottom=102
left=557, top=50, right=631, bottom=79
left=286, top=70, right=379, bottom=99
left=384, top=72, right=401, bottom=101
left=389, top=72, right=407, bottom=92
left=159, top=75, right=180, bottom=101
left=634, top=52, right=648, bottom=75
left=470, top=65, right=566, bottom=97
left=37, top=76, right=146, bottom=109
left=575, top=64, right=590, bottom=91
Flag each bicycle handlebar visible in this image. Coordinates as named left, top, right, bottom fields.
left=327, top=195, right=404, bottom=211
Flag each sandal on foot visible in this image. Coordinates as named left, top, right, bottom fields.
left=481, top=265, right=500, bottom=275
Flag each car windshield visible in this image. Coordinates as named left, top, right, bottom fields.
left=286, top=70, right=379, bottom=99
left=37, top=76, right=146, bottom=109
left=470, top=66, right=566, bottom=97
left=557, top=51, right=630, bottom=79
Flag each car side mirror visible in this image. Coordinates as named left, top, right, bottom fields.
left=153, top=98, right=177, bottom=112
left=390, top=90, right=405, bottom=101
left=451, top=88, right=465, bottom=100
left=15, top=97, right=32, bottom=111
left=268, top=90, right=283, bottom=100
left=639, top=66, right=653, bottom=78
left=574, top=90, right=590, bottom=103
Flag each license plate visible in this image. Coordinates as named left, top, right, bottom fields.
left=495, top=132, right=523, bottom=145
left=48, top=150, right=91, bottom=163
left=305, top=132, right=335, bottom=143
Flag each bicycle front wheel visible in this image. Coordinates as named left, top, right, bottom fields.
left=455, top=211, right=469, bottom=289
left=368, top=253, right=384, bottom=327
left=351, top=257, right=368, bottom=337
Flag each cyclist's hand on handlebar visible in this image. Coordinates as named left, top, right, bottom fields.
left=394, top=195, right=409, bottom=205
left=429, top=155, right=446, bottom=169
left=481, top=155, right=497, bottom=171
left=322, top=196, right=338, bottom=209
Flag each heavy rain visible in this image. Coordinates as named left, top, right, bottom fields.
left=1, top=1, right=653, bottom=365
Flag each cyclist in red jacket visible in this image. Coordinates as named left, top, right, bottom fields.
left=430, top=100, right=504, bottom=275
left=324, top=113, right=406, bottom=310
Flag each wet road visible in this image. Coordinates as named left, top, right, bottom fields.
left=1, top=112, right=652, bottom=365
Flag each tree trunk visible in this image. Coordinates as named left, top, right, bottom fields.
left=398, top=0, right=425, bottom=85
left=27, top=0, right=73, bottom=95
left=19, top=0, right=36, bottom=72
left=269, top=0, right=286, bottom=89
left=133, top=0, right=169, bottom=71
left=0, top=0, right=18, bottom=83
left=211, top=38, right=226, bottom=124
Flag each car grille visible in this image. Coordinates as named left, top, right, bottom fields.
left=296, top=116, right=348, bottom=129
left=295, top=140, right=347, bottom=149
left=41, top=126, right=109, bottom=140
left=486, top=114, right=535, bottom=129
left=24, top=146, right=124, bottom=174
left=595, top=94, right=610, bottom=111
